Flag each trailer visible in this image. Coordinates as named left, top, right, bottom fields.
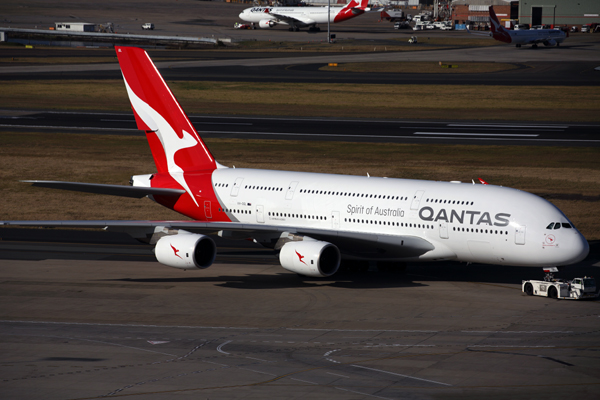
left=523, top=271, right=597, bottom=300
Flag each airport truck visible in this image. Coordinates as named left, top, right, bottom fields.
left=523, top=269, right=597, bottom=300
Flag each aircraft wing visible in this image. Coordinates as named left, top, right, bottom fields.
left=20, top=180, right=185, bottom=199
left=0, top=220, right=435, bottom=259
left=267, top=12, right=316, bottom=26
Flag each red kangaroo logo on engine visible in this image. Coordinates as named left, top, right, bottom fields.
left=171, top=244, right=182, bottom=259
left=295, top=250, right=307, bottom=265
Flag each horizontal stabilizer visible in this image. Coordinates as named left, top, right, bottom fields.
left=21, top=180, right=185, bottom=199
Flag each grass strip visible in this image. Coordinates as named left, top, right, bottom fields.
left=1, top=132, right=599, bottom=240
left=319, top=61, right=520, bottom=74
left=1, top=80, right=599, bottom=122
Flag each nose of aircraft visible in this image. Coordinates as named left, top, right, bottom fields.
left=562, top=231, right=589, bottom=266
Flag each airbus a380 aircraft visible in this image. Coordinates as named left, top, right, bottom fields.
left=238, top=0, right=369, bottom=31
left=488, top=6, right=567, bottom=48
left=2, top=47, right=588, bottom=278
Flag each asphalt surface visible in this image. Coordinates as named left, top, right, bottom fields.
left=1, top=48, right=600, bottom=86
left=1, top=227, right=599, bottom=400
left=2, top=110, right=599, bottom=146
left=1, top=3, right=600, bottom=399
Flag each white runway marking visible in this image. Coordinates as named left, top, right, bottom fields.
left=291, top=378, right=318, bottom=385
left=414, top=132, right=539, bottom=137
left=217, top=340, right=232, bottom=354
left=336, top=387, right=394, bottom=400
left=327, top=372, right=350, bottom=378
left=351, top=365, right=452, bottom=387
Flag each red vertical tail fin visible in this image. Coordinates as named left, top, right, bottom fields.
left=489, top=6, right=512, bottom=43
left=115, top=46, right=216, bottom=174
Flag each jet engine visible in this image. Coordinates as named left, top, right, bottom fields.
left=543, top=39, right=557, bottom=46
left=279, top=240, right=341, bottom=277
left=259, top=19, right=277, bottom=29
left=155, top=233, right=216, bottom=270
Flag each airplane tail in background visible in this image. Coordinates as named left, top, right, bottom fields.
left=115, top=46, right=217, bottom=174
left=335, top=0, right=369, bottom=22
left=489, top=6, right=512, bottom=43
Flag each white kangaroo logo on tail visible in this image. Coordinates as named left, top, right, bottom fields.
left=123, top=76, right=200, bottom=207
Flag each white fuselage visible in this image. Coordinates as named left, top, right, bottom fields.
left=239, top=6, right=344, bottom=26
left=509, top=28, right=566, bottom=45
left=206, top=168, right=588, bottom=267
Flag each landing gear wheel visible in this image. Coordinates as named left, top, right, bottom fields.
left=548, top=286, right=558, bottom=299
left=532, top=44, right=538, bottom=48
left=294, top=26, right=299, bottom=32
left=516, top=44, right=521, bottom=48
left=524, top=283, right=533, bottom=296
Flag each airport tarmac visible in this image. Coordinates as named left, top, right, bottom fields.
left=1, top=228, right=600, bottom=399
left=2, top=110, right=599, bottom=146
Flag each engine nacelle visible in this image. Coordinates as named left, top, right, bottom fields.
left=543, top=39, right=557, bottom=46
left=279, top=241, right=341, bottom=277
left=155, top=233, right=216, bottom=270
left=259, top=19, right=277, bottom=29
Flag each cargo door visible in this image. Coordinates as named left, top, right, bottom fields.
left=515, top=226, right=526, bottom=245
left=230, top=177, right=244, bottom=197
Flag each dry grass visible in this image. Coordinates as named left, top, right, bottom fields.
left=1, top=80, right=599, bottom=122
left=320, top=61, right=519, bottom=74
left=0, top=56, right=184, bottom=65
left=233, top=36, right=500, bottom=51
left=1, top=132, right=599, bottom=240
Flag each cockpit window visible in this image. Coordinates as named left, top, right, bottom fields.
left=554, top=222, right=561, bottom=230
left=562, top=223, right=572, bottom=229
left=546, top=223, right=554, bottom=229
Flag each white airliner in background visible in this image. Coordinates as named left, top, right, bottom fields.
left=238, top=0, right=369, bottom=31
left=479, top=6, right=567, bottom=48
left=1, top=46, right=588, bottom=278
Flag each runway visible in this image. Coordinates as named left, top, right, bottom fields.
left=1, top=227, right=599, bottom=399
left=1, top=50, right=599, bottom=87
left=2, top=110, right=599, bottom=146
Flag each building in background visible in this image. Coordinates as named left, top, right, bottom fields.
left=518, top=0, right=599, bottom=29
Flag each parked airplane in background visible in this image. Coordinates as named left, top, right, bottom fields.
left=238, top=0, right=370, bottom=31
left=1, top=47, right=588, bottom=278
left=488, top=6, right=567, bottom=47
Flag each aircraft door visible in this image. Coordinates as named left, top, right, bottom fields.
left=515, top=226, right=526, bottom=245
left=204, top=201, right=212, bottom=219
left=230, top=177, right=244, bottom=197
left=410, top=190, right=425, bottom=210
left=286, top=181, right=299, bottom=200
left=256, top=205, right=265, bottom=223
left=331, top=211, right=340, bottom=229
left=439, top=221, right=449, bottom=239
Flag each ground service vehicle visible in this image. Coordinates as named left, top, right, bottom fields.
left=523, top=269, right=597, bottom=300
left=141, top=23, right=154, bottom=30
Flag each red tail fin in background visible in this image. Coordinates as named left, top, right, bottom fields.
left=489, top=6, right=512, bottom=43
left=115, top=46, right=216, bottom=174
